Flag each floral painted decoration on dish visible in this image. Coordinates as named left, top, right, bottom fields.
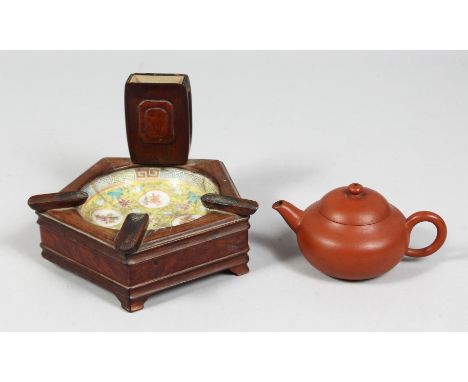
left=79, top=167, right=219, bottom=230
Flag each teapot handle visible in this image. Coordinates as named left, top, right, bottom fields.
left=405, top=211, right=447, bottom=257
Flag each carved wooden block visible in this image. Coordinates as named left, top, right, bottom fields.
left=125, top=74, right=191, bottom=165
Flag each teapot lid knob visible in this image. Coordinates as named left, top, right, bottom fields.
left=348, top=183, right=364, bottom=195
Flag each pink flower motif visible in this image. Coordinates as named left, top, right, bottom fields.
left=118, top=198, right=131, bottom=207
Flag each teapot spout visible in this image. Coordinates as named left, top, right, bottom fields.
left=272, top=200, right=304, bottom=233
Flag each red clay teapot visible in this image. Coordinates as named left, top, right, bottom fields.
left=273, top=183, right=447, bottom=280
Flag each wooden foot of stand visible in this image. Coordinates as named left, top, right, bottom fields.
left=228, top=263, right=249, bottom=276
left=117, top=296, right=148, bottom=313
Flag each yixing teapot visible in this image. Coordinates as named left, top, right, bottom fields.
left=273, top=183, right=447, bottom=280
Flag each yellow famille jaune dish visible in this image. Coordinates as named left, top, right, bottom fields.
left=78, top=167, right=219, bottom=230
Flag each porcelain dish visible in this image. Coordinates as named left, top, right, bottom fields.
left=79, top=167, right=219, bottom=230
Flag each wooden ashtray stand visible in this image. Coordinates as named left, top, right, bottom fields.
left=28, top=74, right=258, bottom=312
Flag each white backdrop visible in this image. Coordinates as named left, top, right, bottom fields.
left=1, top=51, right=467, bottom=330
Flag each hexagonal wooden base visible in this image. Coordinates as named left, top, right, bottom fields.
left=34, top=158, right=253, bottom=312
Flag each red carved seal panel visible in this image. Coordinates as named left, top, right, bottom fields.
left=138, top=100, right=175, bottom=144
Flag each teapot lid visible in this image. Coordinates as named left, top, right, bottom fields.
left=318, top=183, right=391, bottom=226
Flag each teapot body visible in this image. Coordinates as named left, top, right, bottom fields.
left=297, top=202, right=409, bottom=280
left=273, top=183, right=447, bottom=281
